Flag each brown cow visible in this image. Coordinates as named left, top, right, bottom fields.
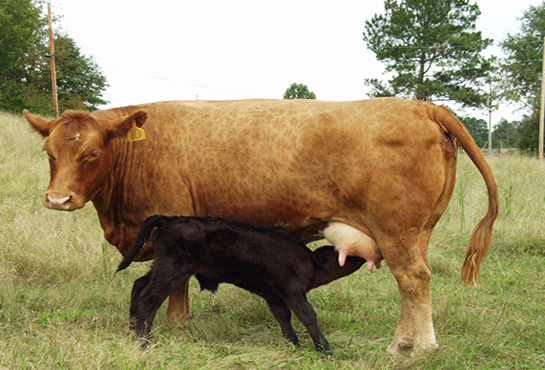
left=23, top=98, right=498, bottom=356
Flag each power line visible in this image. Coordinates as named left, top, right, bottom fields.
left=100, top=65, right=262, bottom=98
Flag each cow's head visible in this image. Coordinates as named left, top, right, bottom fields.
left=23, top=109, right=148, bottom=211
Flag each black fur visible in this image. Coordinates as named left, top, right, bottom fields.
left=118, top=215, right=365, bottom=354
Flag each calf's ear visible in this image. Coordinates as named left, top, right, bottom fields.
left=23, top=110, right=58, bottom=137
left=104, top=109, right=148, bottom=140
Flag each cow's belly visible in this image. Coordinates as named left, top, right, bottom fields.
left=322, top=221, right=383, bottom=271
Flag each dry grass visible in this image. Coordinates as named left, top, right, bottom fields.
left=1, top=111, right=544, bottom=369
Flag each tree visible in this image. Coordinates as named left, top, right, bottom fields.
left=492, top=118, right=520, bottom=149
left=517, top=111, right=540, bottom=154
left=283, top=83, right=316, bottom=99
left=460, top=116, right=488, bottom=148
left=500, top=3, right=545, bottom=154
left=362, top=0, right=493, bottom=108
left=0, top=0, right=42, bottom=76
left=0, top=0, right=45, bottom=113
left=0, top=0, right=108, bottom=115
left=53, top=35, right=108, bottom=111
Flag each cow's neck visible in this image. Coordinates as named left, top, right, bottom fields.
left=91, top=139, right=150, bottom=253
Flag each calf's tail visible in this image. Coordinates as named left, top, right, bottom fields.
left=431, top=104, right=499, bottom=287
left=116, top=215, right=170, bottom=272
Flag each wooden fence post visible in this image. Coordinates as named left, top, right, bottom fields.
left=539, top=37, right=545, bottom=160
left=48, top=2, right=58, bottom=118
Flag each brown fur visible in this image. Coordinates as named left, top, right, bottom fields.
left=23, top=97, right=498, bottom=355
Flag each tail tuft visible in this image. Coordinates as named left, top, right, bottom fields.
left=461, top=204, right=497, bottom=286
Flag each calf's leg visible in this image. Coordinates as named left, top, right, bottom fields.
left=265, top=299, right=300, bottom=346
left=133, top=279, right=173, bottom=345
left=133, top=267, right=193, bottom=346
left=130, top=274, right=152, bottom=330
left=283, top=292, right=332, bottom=355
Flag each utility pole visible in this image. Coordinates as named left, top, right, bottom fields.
left=537, top=37, right=545, bottom=161
left=47, top=2, right=58, bottom=118
left=488, top=79, right=493, bottom=156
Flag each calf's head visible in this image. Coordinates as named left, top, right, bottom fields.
left=310, top=245, right=365, bottom=289
left=23, top=109, right=148, bottom=211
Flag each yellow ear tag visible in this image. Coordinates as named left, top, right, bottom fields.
left=127, top=121, right=146, bottom=142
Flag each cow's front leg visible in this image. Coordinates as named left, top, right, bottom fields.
left=166, top=278, right=191, bottom=324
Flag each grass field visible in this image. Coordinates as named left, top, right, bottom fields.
left=1, top=110, right=544, bottom=369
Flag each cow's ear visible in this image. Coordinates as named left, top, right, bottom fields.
left=23, top=110, right=56, bottom=137
left=105, top=109, right=148, bottom=139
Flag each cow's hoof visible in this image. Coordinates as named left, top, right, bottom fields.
left=413, top=342, right=439, bottom=354
left=387, top=341, right=413, bottom=356
left=166, top=312, right=189, bottom=326
left=410, top=342, right=440, bottom=357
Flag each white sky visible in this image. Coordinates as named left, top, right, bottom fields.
left=49, top=0, right=542, bottom=125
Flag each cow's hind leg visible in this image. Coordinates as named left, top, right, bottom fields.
left=380, top=231, right=438, bottom=356
left=166, top=278, right=191, bottom=324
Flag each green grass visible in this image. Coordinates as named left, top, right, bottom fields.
left=1, top=110, right=544, bottom=369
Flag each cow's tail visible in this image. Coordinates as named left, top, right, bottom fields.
left=432, top=104, right=499, bottom=287
left=116, top=215, right=170, bottom=272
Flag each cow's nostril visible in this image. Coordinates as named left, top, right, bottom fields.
left=46, top=194, right=72, bottom=210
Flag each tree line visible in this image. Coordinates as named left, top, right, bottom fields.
left=2, top=0, right=545, bottom=153
left=0, top=0, right=107, bottom=116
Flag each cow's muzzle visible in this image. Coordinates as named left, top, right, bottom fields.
left=44, top=191, right=80, bottom=211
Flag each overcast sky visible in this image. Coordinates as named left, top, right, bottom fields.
left=50, top=0, right=542, bottom=124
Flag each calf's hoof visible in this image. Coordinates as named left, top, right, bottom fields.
left=137, top=337, right=151, bottom=350
left=315, top=343, right=333, bottom=356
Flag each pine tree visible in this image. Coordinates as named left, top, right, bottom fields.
left=363, top=0, right=493, bottom=108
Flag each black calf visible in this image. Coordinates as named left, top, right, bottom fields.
left=117, top=215, right=365, bottom=354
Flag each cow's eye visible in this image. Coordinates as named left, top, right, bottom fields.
left=85, top=150, right=101, bottom=161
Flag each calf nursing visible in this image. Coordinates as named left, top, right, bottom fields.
left=117, top=215, right=365, bottom=353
